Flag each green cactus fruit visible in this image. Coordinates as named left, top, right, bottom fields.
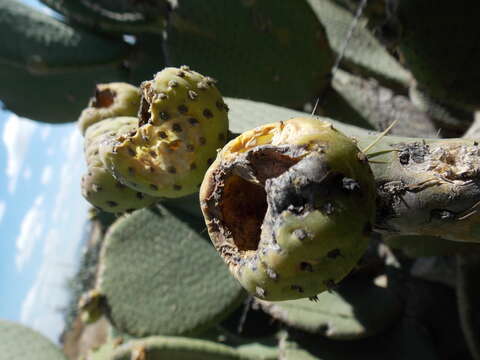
left=0, top=319, right=67, bottom=360
left=82, top=117, right=159, bottom=213
left=78, top=83, right=141, bottom=135
left=200, top=117, right=376, bottom=301
left=78, top=289, right=105, bottom=324
left=99, top=66, right=229, bottom=198
left=111, top=336, right=250, bottom=360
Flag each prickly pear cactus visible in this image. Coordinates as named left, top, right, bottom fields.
left=78, top=83, right=141, bottom=135
left=396, top=0, right=480, bottom=109
left=100, top=67, right=229, bottom=198
left=98, top=206, right=245, bottom=337
left=165, top=0, right=334, bottom=108
left=111, top=336, right=251, bottom=360
left=78, top=289, right=105, bottom=324
left=82, top=117, right=159, bottom=213
left=200, top=117, right=376, bottom=301
left=0, top=319, right=67, bottom=360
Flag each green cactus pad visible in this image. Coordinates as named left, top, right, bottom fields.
left=329, top=70, right=437, bottom=137
left=225, top=97, right=371, bottom=138
left=258, top=280, right=402, bottom=340
left=78, top=83, right=141, bottom=135
left=236, top=343, right=278, bottom=360
left=0, top=0, right=129, bottom=70
left=0, top=319, right=67, bottom=360
left=165, top=0, right=334, bottom=107
left=307, top=0, right=411, bottom=88
left=98, top=206, right=245, bottom=337
left=40, top=0, right=169, bottom=35
left=409, top=85, right=473, bottom=136
left=99, top=67, right=229, bottom=198
left=111, top=336, right=251, bottom=360
left=0, top=0, right=131, bottom=123
left=384, top=235, right=480, bottom=258
left=82, top=117, right=159, bottom=213
left=87, top=337, right=125, bottom=360
left=397, top=0, right=480, bottom=108
left=200, top=117, right=376, bottom=301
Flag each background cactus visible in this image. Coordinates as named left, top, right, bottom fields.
left=2, top=0, right=480, bottom=359
left=0, top=320, right=67, bottom=360
left=96, top=206, right=245, bottom=337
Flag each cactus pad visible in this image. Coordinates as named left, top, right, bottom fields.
left=165, top=0, right=334, bottom=107
left=99, top=67, right=229, bottom=198
left=98, top=206, right=245, bottom=337
left=111, top=336, right=251, bottom=360
left=258, top=280, right=402, bottom=340
left=0, top=319, right=67, bottom=360
left=82, top=117, right=159, bottom=213
left=307, top=0, right=411, bottom=88
left=397, top=0, right=480, bottom=108
left=200, top=117, right=376, bottom=301
left=78, top=83, right=141, bottom=135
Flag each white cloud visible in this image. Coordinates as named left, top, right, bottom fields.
left=23, top=167, right=32, bottom=180
left=41, top=165, right=53, bottom=185
left=15, top=195, right=45, bottom=271
left=2, top=114, right=37, bottom=194
left=21, top=262, right=70, bottom=342
left=52, top=128, right=86, bottom=222
left=0, top=201, right=5, bottom=224
left=40, top=126, right=51, bottom=141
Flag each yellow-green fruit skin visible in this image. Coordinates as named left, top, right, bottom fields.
left=82, top=117, right=158, bottom=213
left=78, top=82, right=141, bottom=135
left=200, top=117, right=376, bottom=301
left=99, top=67, right=229, bottom=198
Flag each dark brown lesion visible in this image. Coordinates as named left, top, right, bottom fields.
left=138, top=97, right=150, bottom=127
left=220, top=175, right=267, bottom=251
left=91, top=88, right=116, bottom=108
left=247, top=148, right=301, bottom=185
left=204, top=146, right=312, bottom=261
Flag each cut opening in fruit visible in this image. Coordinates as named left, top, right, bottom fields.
left=218, top=147, right=302, bottom=253
left=92, top=88, right=115, bottom=108
left=139, top=97, right=150, bottom=126
left=221, top=175, right=267, bottom=251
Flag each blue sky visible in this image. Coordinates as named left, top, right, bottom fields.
left=1, top=0, right=90, bottom=343
left=0, top=109, right=89, bottom=342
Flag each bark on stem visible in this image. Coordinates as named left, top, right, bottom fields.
left=353, top=134, right=480, bottom=243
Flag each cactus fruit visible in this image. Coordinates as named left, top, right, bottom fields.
left=99, top=66, right=229, bottom=198
left=78, top=289, right=105, bottom=324
left=78, top=83, right=141, bottom=135
left=200, top=117, right=376, bottom=301
left=82, top=116, right=159, bottom=213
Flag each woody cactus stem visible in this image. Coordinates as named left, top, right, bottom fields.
left=354, top=132, right=480, bottom=243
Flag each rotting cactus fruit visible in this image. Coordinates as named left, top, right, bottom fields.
left=200, top=117, right=376, bottom=301
left=78, top=82, right=141, bottom=135
left=82, top=116, right=159, bottom=213
left=99, top=66, right=229, bottom=198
